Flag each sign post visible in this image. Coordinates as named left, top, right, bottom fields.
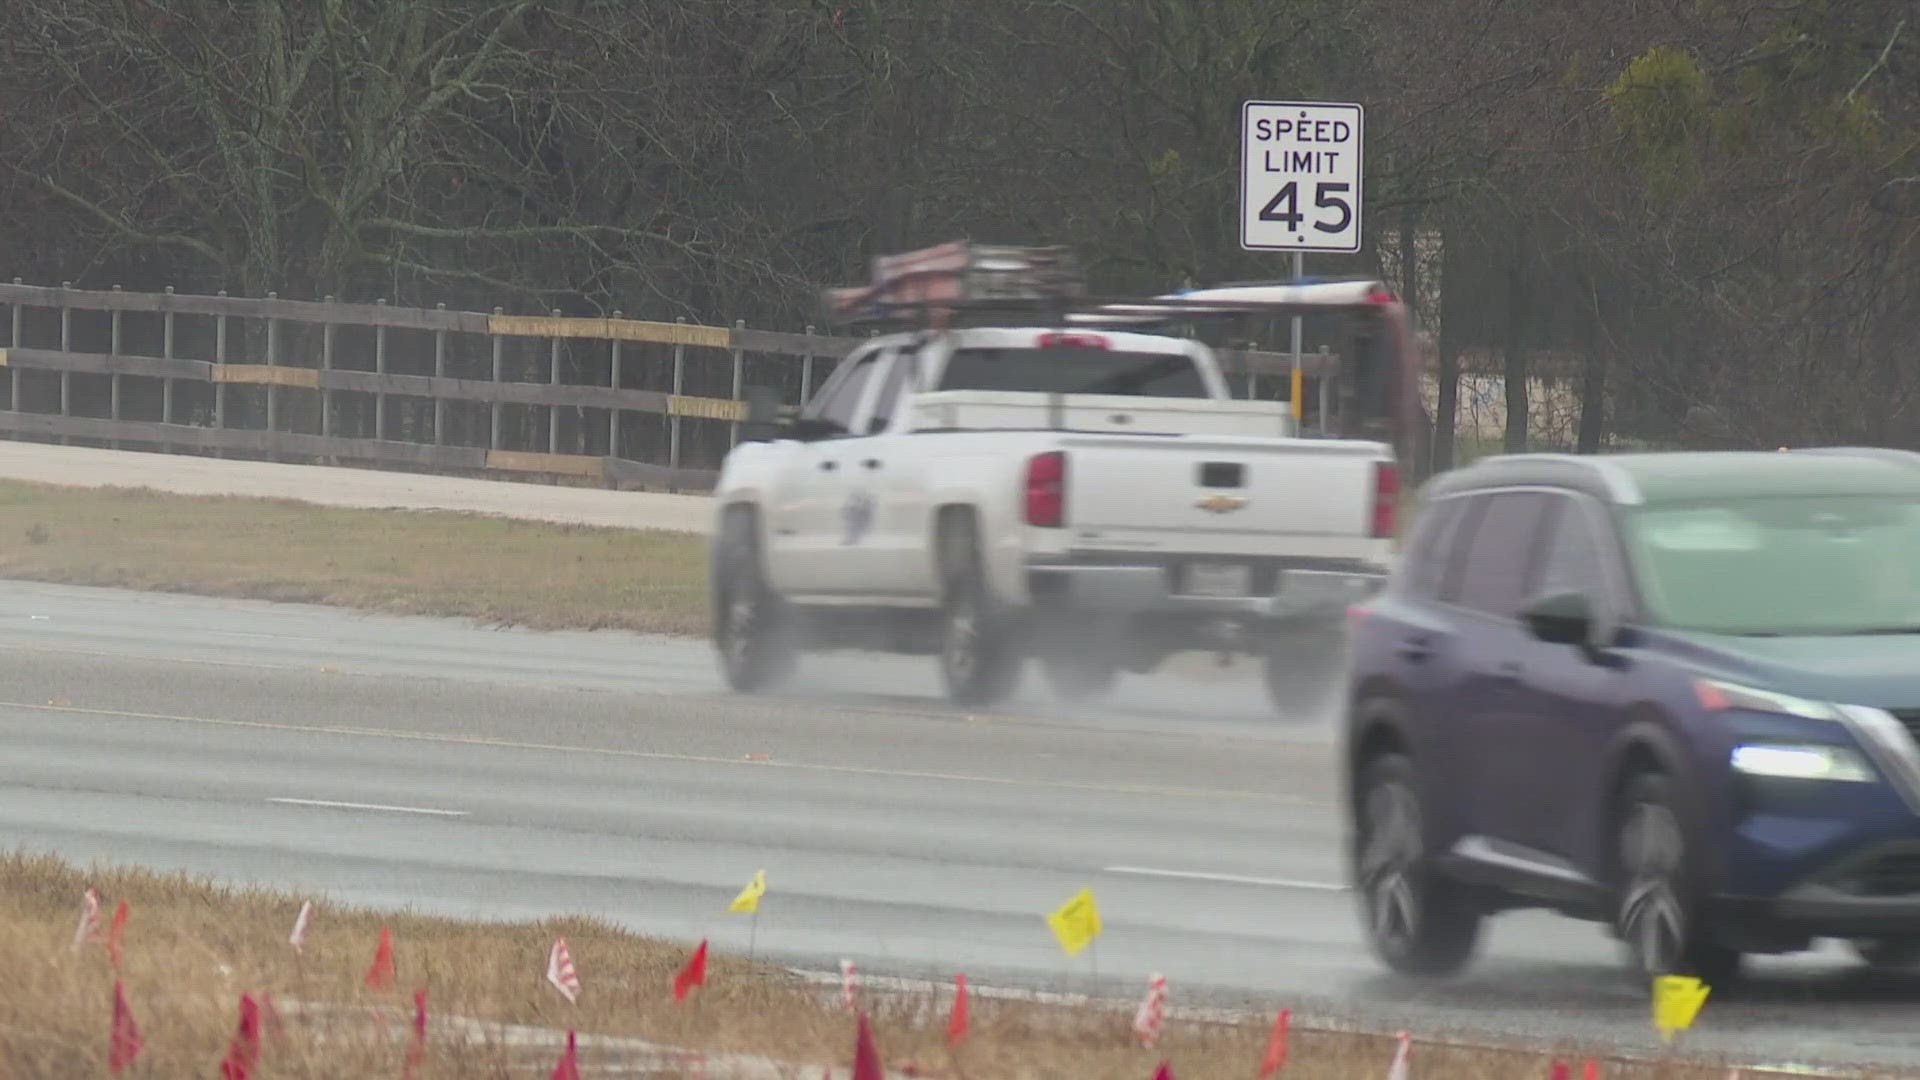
left=1240, top=99, right=1364, bottom=429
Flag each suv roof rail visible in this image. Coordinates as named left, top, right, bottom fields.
left=1789, top=446, right=1920, bottom=468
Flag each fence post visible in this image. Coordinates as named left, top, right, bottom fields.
left=374, top=298, right=388, bottom=442
left=109, top=285, right=123, bottom=450
left=802, top=324, right=816, bottom=403
left=668, top=316, right=686, bottom=486
left=58, top=282, right=71, bottom=445
left=265, top=292, right=280, bottom=461
left=433, top=302, right=447, bottom=447
left=730, top=319, right=745, bottom=448
left=608, top=310, right=623, bottom=460
left=490, top=306, right=504, bottom=451
left=214, top=290, right=228, bottom=457
left=161, top=287, right=175, bottom=426
left=320, top=297, right=335, bottom=440
left=8, top=278, right=20, bottom=416
left=548, top=308, right=562, bottom=456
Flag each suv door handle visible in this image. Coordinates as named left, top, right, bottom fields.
left=1397, top=635, right=1434, bottom=662
left=1493, top=661, right=1523, bottom=684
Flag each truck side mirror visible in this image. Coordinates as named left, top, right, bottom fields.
left=739, top=386, right=785, bottom=442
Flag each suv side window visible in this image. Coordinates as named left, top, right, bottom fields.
left=804, top=348, right=886, bottom=436
left=1447, top=490, right=1555, bottom=617
left=1398, top=496, right=1465, bottom=597
left=1529, top=495, right=1615, bottom=607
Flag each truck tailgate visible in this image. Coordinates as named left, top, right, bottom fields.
left=1058, top=434, right=1387, bottom=558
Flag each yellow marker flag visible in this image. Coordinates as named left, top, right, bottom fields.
left=1652, top=975, right=1710, bottom=1041
left=729, top=869, right=767, bottom=914
left=1046, top=888, right=1102, bottom=957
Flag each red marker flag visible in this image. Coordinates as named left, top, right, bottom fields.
left=74, top=888, right=102, bottom=951
left=548, top=937, right=581, bottom=1004
left=218, top=993, right=263, bottom=1080
left=673, top=939, right=708, bottom=1003
left=402, top=989, right=428, bottom=1080
left=550, top=1029, right=581, bottom=1080
left=365, top=926, right=395, bottom=989
left=108, top=980, right=143, bottom=1074
left=1551, top=1062, right=1570, bottom=1080
left=107, top=899, right=129, bottom=971
left=1583, top=1062, right=1599, bottom=1080
left=1259, top=1009, right=1290, bottom=1078
left=946, top=973, right=970, bottom=1048
left=289, top=900, right=313, bottom=954
left=852, top=1012, right=884, bottom=1080
left=1151, top=1063, right=1174, bottom=1080
left=1386, top=1032, right=1410, bottom=1080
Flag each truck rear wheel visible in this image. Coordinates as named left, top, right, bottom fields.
left=937, top=517, right=1024, bottom=708
left=1263, top=617, right=1349, bottom=722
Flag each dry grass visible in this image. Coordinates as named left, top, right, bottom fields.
left=0, top=852, right=1788, bottom=1080
left=0, top=480, right=709, bottom=636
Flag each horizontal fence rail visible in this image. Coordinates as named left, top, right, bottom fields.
left=0, top=281, right=1341, bottom=494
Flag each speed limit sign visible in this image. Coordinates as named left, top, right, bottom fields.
left=1240, top=100, right=1364, bottom=253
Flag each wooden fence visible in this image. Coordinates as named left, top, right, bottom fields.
left=0, top=281, right=1340, bottom=492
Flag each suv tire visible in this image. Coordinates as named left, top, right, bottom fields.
left=712, top=507, right=797, bottom=692
left=1353, top=749, right=1483, bottom=979
left=937, top=518, right=1024, bottom=708
left=1613, top=769, right=1743, bottom=987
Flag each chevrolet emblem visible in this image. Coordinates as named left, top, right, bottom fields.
left=1195, top=494, right=1249, bottom=514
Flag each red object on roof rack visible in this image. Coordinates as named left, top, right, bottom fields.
left=823, top=241, right=1085, bottom=326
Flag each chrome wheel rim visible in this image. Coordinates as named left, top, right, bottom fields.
left=1619, top=800, right=1686, bottom=976
left=944, top=599, right=978, bottom=682
left=722, top=593, right=757, bottom=671
left=1359, top=781, right=1422, bottom=954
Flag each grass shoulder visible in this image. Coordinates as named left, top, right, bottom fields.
left=0, top=480, right=710, bottom=636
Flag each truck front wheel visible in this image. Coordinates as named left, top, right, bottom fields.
left=712, top=507, right=797, bottom=692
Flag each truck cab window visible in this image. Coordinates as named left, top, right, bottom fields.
left=804, top=351, right=884, bottom=436
left=940, top=347, right=1208, bottom=398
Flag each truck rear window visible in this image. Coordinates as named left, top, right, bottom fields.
left=939, top=347, right=1209, bottom=398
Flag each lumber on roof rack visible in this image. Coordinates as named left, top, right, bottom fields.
left=822, top=241, right=1086, bottom=327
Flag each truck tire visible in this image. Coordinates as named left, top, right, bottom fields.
left=1040, top=650, right=1119, bottom=702
left=1263, top=617, right=1349, bottom=722
left=711, top=506, right=797, bottom=692
left=936, top=516, right=1024, bottom=708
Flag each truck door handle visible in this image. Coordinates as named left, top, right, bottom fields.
left=1397, top=635, right=1433, bottom=662
left=862, top=459, right=882, bottom=470
left=1493, top=662, right=1523, bottom=684
left=818, top=460, right=838, bottom=472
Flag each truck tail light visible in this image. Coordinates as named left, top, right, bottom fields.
left=1024, top=451, right=1067, bottom=528
left=1370, top=461, right=1398, bottom=538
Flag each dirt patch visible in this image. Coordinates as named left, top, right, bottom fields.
left=0, top=480, right=709, bottom=636
left=0, top=851, right=1771, bottom=1080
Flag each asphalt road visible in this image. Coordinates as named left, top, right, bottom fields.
left=8, top=580, right=1920, bottom=1069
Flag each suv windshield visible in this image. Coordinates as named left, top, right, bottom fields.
left=939, top=346, right=1208, bottom=398
left=1624, top=495, right=1920, bottom=636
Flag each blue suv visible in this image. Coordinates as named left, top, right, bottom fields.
left=1343, top=449, right=1920, bottom=986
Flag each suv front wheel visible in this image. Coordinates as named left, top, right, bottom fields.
left=1353, top=749, right=1483, bottom=979
left=1612, top=769, right=1743, bottom=987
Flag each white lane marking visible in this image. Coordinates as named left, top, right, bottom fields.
left=1104, top=865, right=1347, bottom=891
left=268, top=797, right=467, bottom=817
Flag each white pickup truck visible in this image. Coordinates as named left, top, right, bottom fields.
left=707, top=319, right=1402, bottom=715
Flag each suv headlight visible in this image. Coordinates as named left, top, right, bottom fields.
left=1731, top=743, right=1876, bottom=782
